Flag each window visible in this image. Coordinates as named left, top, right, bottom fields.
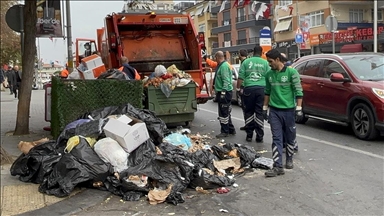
left=278, top=0, right=292, bottom=6
left=211, top=13, right=217, bottom=18
left=199, top=24, right=206, bottom=32
left=302, top=59, right=322, bottom=77
left=237, top=7, right=246, bottom=22
left=322, top=60, right=348, bottom=78
left=371, top=9, right=384, bottom=21
left=349, top=9, right=364, bottom=23
left=294, top=62, right=308, bottom=75
left=309, top=11, right=324, bottom=27
left=224, top=33, right=231, bottom=41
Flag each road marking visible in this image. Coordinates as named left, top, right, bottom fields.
left=198, top=107, right=384, bottom=160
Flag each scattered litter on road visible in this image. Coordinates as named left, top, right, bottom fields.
left=217, top=187, right=230, bottom=194
left=303, top=149, right=308, bottom=151
left=196, top=187, right=210, bottom=194
left=256, top=150, right=268, bottom=154
left=232, top=183, right=238, bottom=188
left=280, top=196, right=282, bottom=199
left=10, top=103, right=265, bottom=207
left=219, top=209, right=229, bottom=213
left=209, top=120, right=215, bottom=122
left=331, top=191, right=344, bottom=195
left=168, top=213, right=175, bottom=215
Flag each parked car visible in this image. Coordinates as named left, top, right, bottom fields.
left=209, top=64, right=242, bottom=106
left=292, top=52, right=384, bottom=140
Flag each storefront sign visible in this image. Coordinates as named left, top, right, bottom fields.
left=36, top=0, right=63, bottom=38
left=319, top=27, right=384, bottom=44
left=272, top=40, right=296, bottom=49
left=309, top=34, right=319, bottom=46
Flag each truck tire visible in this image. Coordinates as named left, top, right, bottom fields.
left=351, top=103, right=379, bottom=140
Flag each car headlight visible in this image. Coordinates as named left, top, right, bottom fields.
left=372, top=88, right=384, bottom=99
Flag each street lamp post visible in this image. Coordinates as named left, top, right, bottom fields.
left=66, top=0, right=73, bottom=72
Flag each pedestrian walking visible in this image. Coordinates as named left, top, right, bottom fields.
left=263, top=49, right=304, bottom=177
left=214, top=51, right=236, bottom=138
left=13, top=65, right=22, bottom=99
left=237, top=45, right=270, bottom=142
left=6, top=66, right=14, bottom=95
left=237, top=49, right=249, bottom=131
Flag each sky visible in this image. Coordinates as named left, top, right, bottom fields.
left=38, top=0, right=197, bottom=65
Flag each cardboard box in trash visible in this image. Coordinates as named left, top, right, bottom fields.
left=79, top=54, right=106, bottom=79
left=103, top=115, right=150, bottom=153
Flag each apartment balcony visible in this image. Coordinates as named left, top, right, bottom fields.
left=211, top=20, right=231, bottom=35
left=329, top=0, right=372, bottom=5
left=208, top=31, right=218, bottom=39
left=212, top=36, right=261, bottom=53
left=211, top=2, right=231, bottom=13
left=236, top=15, right=270, bottom=29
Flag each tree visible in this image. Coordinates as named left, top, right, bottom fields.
left=14, top=0, right=37, bottom=135
left=0, top=0, right=22, bottom=65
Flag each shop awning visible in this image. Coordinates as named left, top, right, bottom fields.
left=274, top=19, right=292, bottom=32
left=195, top=7, right=204, bottom=16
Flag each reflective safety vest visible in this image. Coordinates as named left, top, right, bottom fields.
left=118, top=66, right=141, bottom=80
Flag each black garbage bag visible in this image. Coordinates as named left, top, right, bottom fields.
left=103, top=175, right=146, bottom=201
left=39, top=137, right=113, bottom=197
left=128, top=140, right=156, bottom=167
left=10, top=141, right=62, bottom=184
left=211, top=143, right=260, bottom=167
left=79, top=103, right=170, bottom=145
left=97, top=69, right=127, bottom=80
left=56, top=119, right=92, bottom=152
left=189, top=150, right=218, bottom=171
left=189, top=168, right=235, bottom=189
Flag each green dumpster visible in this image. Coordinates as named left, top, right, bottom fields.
left=50, top=76, right=143, bottom=138
left=144, top=82, right=197, bottom=125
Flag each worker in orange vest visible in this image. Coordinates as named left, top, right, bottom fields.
left=203, top=55, right=233, bottom=70
left=118, top=56, right=141, bottom=80
left=60, top=63, right=69, bottom=79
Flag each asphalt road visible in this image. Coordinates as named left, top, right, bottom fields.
left=73, top=101, right=384, bottom=216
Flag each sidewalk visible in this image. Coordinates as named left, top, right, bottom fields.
left=0, top=90, right=83, bottom=215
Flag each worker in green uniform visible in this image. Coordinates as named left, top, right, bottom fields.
left=214, top=51, right=236, bottom=138
left=237, top=45, right=270, bottom=142
left=263, top=49, right=304, bottom=177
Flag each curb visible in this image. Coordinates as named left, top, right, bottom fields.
left=17, top=189, right=110, bottom=216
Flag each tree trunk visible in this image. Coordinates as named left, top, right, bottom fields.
left=14, top=0, right=37, bottom=135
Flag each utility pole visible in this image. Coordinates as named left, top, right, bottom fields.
left=66, top=0, right=73, bottom=72
left=373, top=0, right=378, bottom=53
left=296, top=0, right=300, bottom=58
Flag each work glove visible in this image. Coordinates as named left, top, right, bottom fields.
left=236, top=88, right=243, bottom=96
left=262, top=106, right=269, bottom=121
left=295, top=106, right=303, bottom=121
left=219, top=91, right=227, bottom=103
left=203, top=55, right=207, bottom=61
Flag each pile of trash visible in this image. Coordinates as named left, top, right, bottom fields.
left=10, top=103, right=273, bottom=205
left=143, top=64, right=192, bottom=88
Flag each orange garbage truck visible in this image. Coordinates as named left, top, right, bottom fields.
left=75, top=11, right=211, bottom=125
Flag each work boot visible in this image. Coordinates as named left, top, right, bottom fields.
left=229, top=131, right=236, bottom=135
left=240, top=126, right=246, bottom=131
left=265, top=167, right=285, bottom=177
left=246, top=136, right=252, bottom=142
left=286, top=158, right=294, bottom=169
left=256, top=138, right=263, bottom=143
left=216, top=133, right=229, bottom=138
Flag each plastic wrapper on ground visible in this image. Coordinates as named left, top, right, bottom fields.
left=251, top=157, right=274, bottom=170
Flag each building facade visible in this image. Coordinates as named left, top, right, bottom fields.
left=211, top=0, right=271, bottom=64
left=183, top=1, right=219, bottom=57
left=272, top=0, right=384, bottom=59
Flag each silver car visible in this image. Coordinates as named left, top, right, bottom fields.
left=207, top=64, right=242, bottom=106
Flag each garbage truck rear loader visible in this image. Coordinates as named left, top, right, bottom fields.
left=91, top=11, right=211, bottom=125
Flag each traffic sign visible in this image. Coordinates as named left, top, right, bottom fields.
left=295, top=34, right=303, bottom=44
left=325, top=15, right=338, bottom=32
left=259, top=27, right=271, bottom=39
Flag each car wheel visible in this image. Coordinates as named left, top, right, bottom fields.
left=351, top=103, right=379, bottom=140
